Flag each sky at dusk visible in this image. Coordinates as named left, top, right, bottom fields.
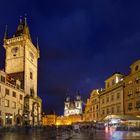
left=0, top=0, right=140, bottom=115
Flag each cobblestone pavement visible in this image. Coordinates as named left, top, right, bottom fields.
left=0, top=128, right=140, bottom=140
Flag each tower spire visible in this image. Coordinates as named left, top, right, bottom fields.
left=4, top=25, right=8, bottom=40
left=24, top=14, right=27, bottom=26
left=36, top=37, right=40, bottom=58
left=20, top=16, right=22, bottom=23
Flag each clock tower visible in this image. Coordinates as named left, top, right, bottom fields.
left=3, top=17, right=42, bottom=125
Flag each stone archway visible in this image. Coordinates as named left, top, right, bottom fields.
left=15, top=115, right=23, bottom=126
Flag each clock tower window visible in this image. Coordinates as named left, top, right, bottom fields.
left=30, top=72, right=33, bottom=80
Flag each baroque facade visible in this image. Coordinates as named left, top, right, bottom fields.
left=84, top=60, right=140, bottom=122
left=0, top=17, right=42, bottom=126
left=64, top=94, right=82, bottom=116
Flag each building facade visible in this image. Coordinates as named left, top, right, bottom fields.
left=84, top=89, right=100, bottom=122
left=99, top=73, right=124, bottom=120
left=0, top=70, right=24, bottom=126
left=64, top=95, right=82, bottom=116
left=0, top=17, right=42, bottom=126
left=124, top=60, right=140, bottom=116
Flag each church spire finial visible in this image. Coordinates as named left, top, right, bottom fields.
left=20, top=16, right=22, bottom=23
left=24, top=14, right=27, bottom=26
left=4, top=25, right=8, bottom=40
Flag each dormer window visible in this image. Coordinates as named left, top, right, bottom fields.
left=135, top=65, right=139, bottom=71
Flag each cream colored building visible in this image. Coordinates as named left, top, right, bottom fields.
left=124, top=60, right=140, bottom=116
left=99, top=73, right=124, bottom=120
left=0, top=70, right=24, bottom=126
left=84, top=89, right=100, bottom=122
left=1, top=17, right=42, bottom=126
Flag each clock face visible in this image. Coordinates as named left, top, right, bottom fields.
left=11, top=47, right=18, bottom=55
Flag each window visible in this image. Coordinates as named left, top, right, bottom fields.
left=117, top=93, right=120, bottom=99
left=111, top=95, right=114, bottom=101
left=128, top=80, right=133, bottom=85
left=117, top=105, right=120, bottom=113
left=136, top=77, right=140, bottom=83
left=30, top=88, right=34, bottom=97
left=106, top=97, right=109, bottom=103
left=96, top=105, right=98, bottom=109
left=136, top=101, right=140, bottom=109
left=102, top=99, right=104, bottom=104
left=112, top=79, right=115, bottom=85
left=30, top=72, right=33, bottom=80
left=135, top=65, right=139, bottom=71
left=76, top=103, right=79, bottom=107
left=111, top=107, right=114, bottom=114
left=107, top=108, right=109, bottom=114
left=20, top=95, right=23, bottom=100
left=1, top=76, right=5, bottom=83
left=127, top=90, right=133, bottom=98
left=5, top=88, right=9, bottom=95
left=12, top=101, right=16, bottom=109
left=136, top=87, right=140, bottom=96
left=102, top=110, right=104, bottom=115
left=107, top=82, right=110, bottom=88
left=5, top=99, right=9, bottom=107
left=128, top=103, right=132, bottom=111
left=12, top=91, right=16, bottom=97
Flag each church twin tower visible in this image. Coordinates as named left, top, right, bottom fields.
left=3, top=17, right=41, bottom=125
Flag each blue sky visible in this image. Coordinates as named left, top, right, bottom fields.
left=0, top=0, right=140, bottom=115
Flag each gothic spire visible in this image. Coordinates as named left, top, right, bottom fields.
left=36, top=37, right=40, bottom=58
left=4, top=25, right=8, bottom=40
left=15, top=15, right=32, bottom=41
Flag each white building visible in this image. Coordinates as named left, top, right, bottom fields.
left=64, top=94, right=82, bottom=116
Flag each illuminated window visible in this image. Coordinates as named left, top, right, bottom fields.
left=5, top=113, right=12, bottom=125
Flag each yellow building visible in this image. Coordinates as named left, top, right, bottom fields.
left=99, top=73, right=124, bottom=120
left=2, top=17, right=42, bottom=126
left=124, top=60, right=140, bottom=116
left=42, top=114, right=82, bottom=126
left=84, top=89, right=100, bottom=122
